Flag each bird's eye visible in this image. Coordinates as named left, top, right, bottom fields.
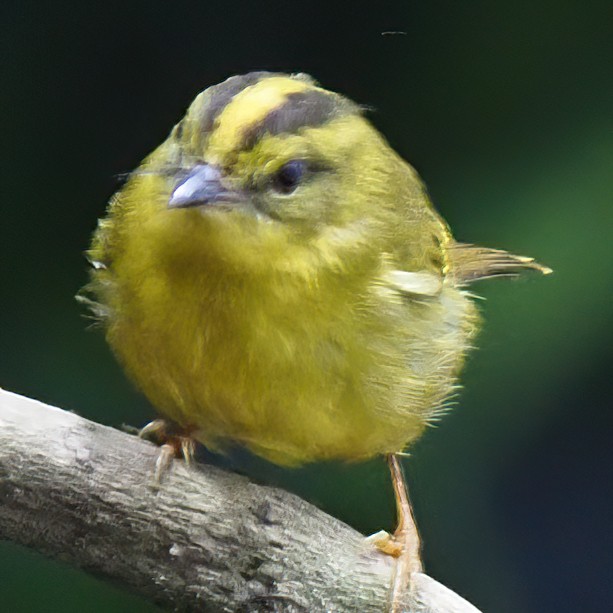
left=271, top=160, right=306, bottom=194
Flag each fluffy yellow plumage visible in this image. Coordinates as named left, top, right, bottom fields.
left=83, top=72, right=547, bottom=466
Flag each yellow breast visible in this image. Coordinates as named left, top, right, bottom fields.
left=97, top=174, right=476, bottom=465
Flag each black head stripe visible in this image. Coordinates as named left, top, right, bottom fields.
left=196, top=71, right=279, bottom=135
left=240, top=90, right=358, bottom=152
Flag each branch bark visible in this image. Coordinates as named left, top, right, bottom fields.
left=0, top=389, right=481, bottom=612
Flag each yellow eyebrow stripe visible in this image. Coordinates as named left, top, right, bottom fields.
left=206, top=76, right=312, bottom=162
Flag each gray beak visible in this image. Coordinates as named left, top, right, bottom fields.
left=168, top=164, right=236, bottom=209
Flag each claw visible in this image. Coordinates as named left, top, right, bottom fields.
left=139, top=419, right=197, bottom=483
left=180, top=437, right=196, bottom=466
left=366, top=530, right=403, bottom=557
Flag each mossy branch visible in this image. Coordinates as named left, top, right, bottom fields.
left=0, top=389, right=481, bottom=612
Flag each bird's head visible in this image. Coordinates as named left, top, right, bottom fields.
left=118, top=72, right=434, bottom=275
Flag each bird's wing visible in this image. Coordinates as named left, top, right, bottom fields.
left=384, top=269, right=443, bottom=297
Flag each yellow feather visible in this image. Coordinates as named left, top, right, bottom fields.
left=207, top=76, right=311, bottom=163
left=83, top=73, right=547, bottom=465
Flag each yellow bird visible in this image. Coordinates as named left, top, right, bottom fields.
left=82, top=72, right=548, bottom=609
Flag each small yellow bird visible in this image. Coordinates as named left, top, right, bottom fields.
left=82, top=72, right=548, bottom=609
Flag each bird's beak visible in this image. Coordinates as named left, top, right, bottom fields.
left=168, top=164, right=239, bottom=209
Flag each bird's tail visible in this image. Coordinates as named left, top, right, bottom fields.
left=447, top=242, right=552, bottom=285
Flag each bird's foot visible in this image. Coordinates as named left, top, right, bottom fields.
left=366, top=523, right=422, bottom=610
left=386, top=525, right=422, bottom=613
left=139, top=419, right=197, bottom=483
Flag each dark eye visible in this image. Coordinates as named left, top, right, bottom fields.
left=272, top=160, right=306, bottom=194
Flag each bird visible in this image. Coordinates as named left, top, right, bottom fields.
left=81, top=71, right=549, bottom=610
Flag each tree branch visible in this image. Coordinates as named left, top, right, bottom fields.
left=0, top=389, right=481, bottom=612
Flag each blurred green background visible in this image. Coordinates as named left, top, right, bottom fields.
left=1, top=1, right=612, bottom=611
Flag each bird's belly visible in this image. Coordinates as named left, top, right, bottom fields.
left=135, top=329, right=418, bottom=464
left=109, top=281, right=475, bottom=465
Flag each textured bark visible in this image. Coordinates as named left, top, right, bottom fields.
left=0, top=389, right=481, bottom=612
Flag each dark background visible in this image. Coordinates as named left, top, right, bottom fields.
left=2, top=1, right=612, bottom=611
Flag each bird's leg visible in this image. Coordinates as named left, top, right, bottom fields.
left=387, top=453, right=422, bottom=567
left=385, top=453, right=423, bottom=613
left=139, top=419, right=197, bottom=482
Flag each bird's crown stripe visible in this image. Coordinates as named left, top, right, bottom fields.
left=239, top=89, right=355, bottom=152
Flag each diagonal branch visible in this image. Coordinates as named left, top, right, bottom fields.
left=0, top=389, right=481, bottom=612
